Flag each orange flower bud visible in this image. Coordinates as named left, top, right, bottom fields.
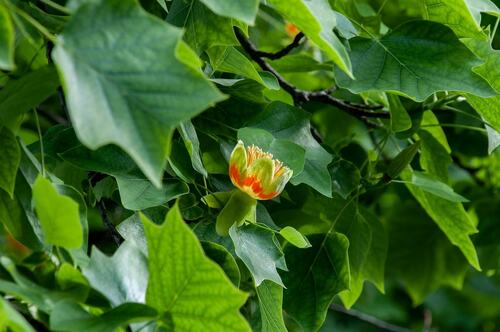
left=229, top=141, right=293, bottom=200
left=285, top=22, right=300, bottom=37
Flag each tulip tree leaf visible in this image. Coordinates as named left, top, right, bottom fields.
left=387, top=202, right=469, bottom=304
left=179, top=120, right=208, bottom=177
left=143, top=204, right=251, bottom=332
left=115, top=176, right=189, bottom=211
left=282, top=232, right=350, bottom=332
left=461, top=39, right=500, bottom=133
left=32, top=175, right=83, bottom=249
left=50, top=301, right=157, bottom=332
left=200, top=0, right=259, bottom=25
left=388, top=94, right=412, bottom=132
left=339, top=209, right=388, bottom=307
left=230, top=223, right=287, bottom=287
left=279, top=226, right=311, bottom=248
left=255, top=280, right=287, bottom=332
left=0, top=66, right=59, bottom=124
left=207, top=46, right=279, bottom=90
left=0, top=4, right=14, bottom=71
left=423, top=0, right=500, bottom=38
left=386, top=141, right=421, bottom=179
left=83, top=241, right=148, bottom=307
left=237, top=127, right=306, bottom=177
left=200, top=241, right=241, bottom=287
left=0, top=297, right=36, bottom=332
left=268, top=0, right=352, bottom=76
left=247, top=102, right=334, bottom=197
left=408, top=171, right=469, bottom=203
left=335, top=20, right=495, bottom=101
left=0, top=127, right=20, bottom=197
left=167, top=0, right=240, bottom=54
left=53, top=0, right=224, bottom=187
left=486, top=124, right=500, bottom=154
left=329, top=159, right=360, bottom=199
left=402, top=169, right=479, bottom=269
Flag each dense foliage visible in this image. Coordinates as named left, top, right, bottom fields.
left=1, top=0, right=500, bottom=331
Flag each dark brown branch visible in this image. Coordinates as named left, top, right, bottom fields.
left=233, top=27, right=389, bottom=119
left=37, top=107, right=68, bottom=125
left=97, top=200, right=124, bottom=247
left=330, top=304, right=410, bottom=332
left=254, top=32, right=305, bottom=59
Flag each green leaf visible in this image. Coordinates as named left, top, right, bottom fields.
left=229, top=223, right=287, bottom=287
left=117, top=214, right=148, bottom=255
left=167, top=0, right=240, bottom=54
left=199, top=0, right=259, bottom=25
left=55, top=263, right=89, bottom=302
left=0, top=297, right=36, bottom=332
left=53, top=0, right=224, bottom=187
left=329, top=159, right=360, bottom=199
left=269, top=54, right=332, bottom=73
left=50, top=301, right=157, bottom=332
left=83, top=241, right=148, bottom=307
left=388, top=94, right=412, bottom=132
left=238, top=127, right=306, bottom=177
left=61, top=144, right=137, bottom=176
left=0, top=257, right=81, bottom=312
left=358, top=208, right=387, bottom=294
left=419, top=112, right=452, bottom=182
left=0, top=4, right=14, bottom=71
left=424, top=0, right=500, bottom=38
left=387, top=201, right=469, bottom=304
left=0, top=127, right=20, bottom=197
left=282, top=232, right=350, bottom=332
left=201, top=241, right=241, bottom=287
left=202, top=191, right=232, bottom=209
left=255, top=280, right=287, bottom=332
left=32, top=175, right=83, bottom=249
left=339, top=209, right=388, bottom=307
left=279, top=226, right=311, bottom=248
left=409, top=171, right=469, bottom=203
left=0, top=66, right=59, bottom=124
left=386, top=141, right=420, bottom=179
left=216, top=190, right=257, bottom=236
left=335, top=21, right=495, bottom=101
left=207, top=46, right=279, bottom=90
left=247, top=102, right=333, bottom=197
left=179, top=120, right=208, bottom=177
left=461, top=39, right=500, bottom=133
left=143, top=203, right=251, bottom=332
left=336, top=212, right=372, bottom=308
left=486, top=124, right=500, bottom=154
left=0, top=190, right=39, bottom=249
left=115, top=176, right=189, bottom=210
left=402, top=169, right=479, bottom=269
left=268, top=0, right=352, bottom=76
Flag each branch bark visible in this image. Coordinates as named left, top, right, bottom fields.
left=233, top=27, right=389, bottom=119
left=253, top=32, right=305, bottom=59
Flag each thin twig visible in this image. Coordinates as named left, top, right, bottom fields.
left=330, top=304, right=411, bottom=332
left=254, top=32, right=305, bottom=59
left=37, top=107, right=68, bottom=125
left=233, top=27, right=389, bottom=119
left=97, top=200, right=124, bottom=247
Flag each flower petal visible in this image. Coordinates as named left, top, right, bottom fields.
left=229, top=140, right=247, bottom=187
left=246, top=157, right=276, bottom=200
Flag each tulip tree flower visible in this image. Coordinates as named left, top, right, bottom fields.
left=216, top=140, right=293, bottom=236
